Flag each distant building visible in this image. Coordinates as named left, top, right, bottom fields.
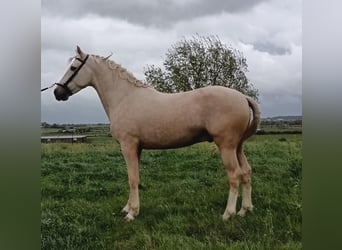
left=41, top=135, right=87, bottom=143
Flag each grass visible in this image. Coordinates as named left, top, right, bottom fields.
left=41, top=134, right=302, bottom=249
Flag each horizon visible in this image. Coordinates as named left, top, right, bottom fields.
left=41, top=114, right=303, bottom=125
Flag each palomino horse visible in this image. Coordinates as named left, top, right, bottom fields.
left=54, top=46, right=260, bottom=221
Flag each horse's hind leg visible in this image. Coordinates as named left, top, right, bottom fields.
left=236, top=143, right=253, bottom=217
left=218, top=143, right=242, bottom=220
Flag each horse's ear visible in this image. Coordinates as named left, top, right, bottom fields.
left=103, top=52, right=113, bottom=61
left=76, top=46, right=86, bottom=58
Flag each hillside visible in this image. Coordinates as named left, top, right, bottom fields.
left=263, top=115, right=302, bottom=121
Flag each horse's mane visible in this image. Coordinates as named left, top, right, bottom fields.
left=92, top=55, right=149, bottom=88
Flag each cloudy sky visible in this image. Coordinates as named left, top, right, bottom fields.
left=41, top=0, right=301, bottom=124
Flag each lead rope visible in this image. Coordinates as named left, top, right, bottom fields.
left=41, top=83, right=57, bottom=92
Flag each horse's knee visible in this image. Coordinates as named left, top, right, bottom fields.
left=227, top=168, right=242, bottom=189
left=129, top=177, right=139, bottom=189
left=241, top=168, right=252, bottom=184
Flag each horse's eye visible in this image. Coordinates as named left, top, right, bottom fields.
left=70, top=66, right=77, bottom=71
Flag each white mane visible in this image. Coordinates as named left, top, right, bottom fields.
left=92, top=55, right=149, bottom=88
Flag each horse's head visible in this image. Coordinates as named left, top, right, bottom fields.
left=54, top=46, right=93, bottom=101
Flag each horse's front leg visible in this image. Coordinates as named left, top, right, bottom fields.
left=120, top=142, right=141, bottom=221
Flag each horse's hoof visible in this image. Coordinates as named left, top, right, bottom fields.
left=121, top=205, right=129, bottom=214
left=237, top=209, right=247, bottom=217
left=222, top=211, right=236, bottom=221
left=237, top=206, right=253, bottom=217
left=222, top=214, right=230, bottom=221
left=124, top=213, right=135, bottom=222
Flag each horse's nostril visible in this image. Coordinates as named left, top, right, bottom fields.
left=54, top=87, right=70, bottom=101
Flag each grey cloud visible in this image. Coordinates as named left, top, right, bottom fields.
left=252, top=41, right=291, bottom=55
left=42, top=0, right=269, bottom=27
left=41, top=0, right=301, bottom=123
left=259, top=92, right=302, bottom=117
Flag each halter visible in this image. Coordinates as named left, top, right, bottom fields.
left=41, top=54, right=89, bottom=94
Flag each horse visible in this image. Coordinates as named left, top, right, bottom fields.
left=53, top=46, right=261, bottom=222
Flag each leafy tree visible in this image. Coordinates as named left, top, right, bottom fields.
left=144, top=34, right=259, bottom=99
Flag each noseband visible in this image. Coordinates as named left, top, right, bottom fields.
left=55, top=54, right=89, bottom=95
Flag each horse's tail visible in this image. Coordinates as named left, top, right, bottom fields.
left=243, top=96, right=261, bottom=140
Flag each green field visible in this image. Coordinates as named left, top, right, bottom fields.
left=41, top=134, right=302, bottom=249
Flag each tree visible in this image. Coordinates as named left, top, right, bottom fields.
left=144, top=34, right=259, bottom=100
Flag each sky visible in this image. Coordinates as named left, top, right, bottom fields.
left=41, top=0, right=302, bottom=124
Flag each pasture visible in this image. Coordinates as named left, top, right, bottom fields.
left=41, top=132, right=302, bottom=249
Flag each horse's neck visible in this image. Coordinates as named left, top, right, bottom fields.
left=92, top=65, right=140, bottom=119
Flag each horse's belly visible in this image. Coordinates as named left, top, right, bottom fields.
left=140, top=129, right=213, bottom=149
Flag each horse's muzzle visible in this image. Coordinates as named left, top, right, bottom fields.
left=54, top=86, right=70, bottom=101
